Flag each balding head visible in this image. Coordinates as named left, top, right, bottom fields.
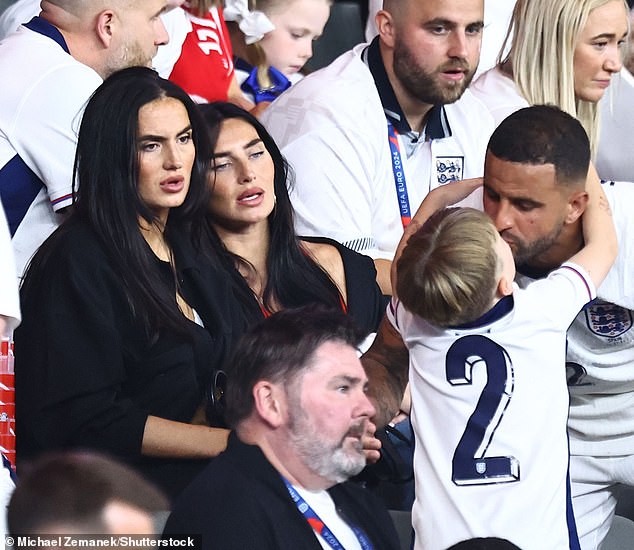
left=375, top=0, right=483, bottom=125
left=43, top=0, right=134, bottom=18
left=40, top=0, right=168, bottom=79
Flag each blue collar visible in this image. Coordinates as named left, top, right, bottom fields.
left=364, top=36, right=451, bottom=140
left=451, top=295, right=515, bottom=330
left=236, top=57, right=291, bottom=104
left=24, top=16, right=69, bottom=54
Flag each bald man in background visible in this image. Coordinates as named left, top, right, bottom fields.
left=0, top=0, right=169, bottom=278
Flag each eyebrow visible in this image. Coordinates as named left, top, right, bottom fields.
left=591, top=31, right=629, bottom=41
left=138, top=125, right=192, bottom=142
left=425, top=18, right=485, bottom=30
left=330, top=374, right=364, bottom=386
left=213, top=138, right=263, bottom=157
left=484, top=184, right=544, bottom=207
left=511, top=196, right=543, bottom=207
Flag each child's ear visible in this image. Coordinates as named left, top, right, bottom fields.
left=497, top=276, right=514, bottom=298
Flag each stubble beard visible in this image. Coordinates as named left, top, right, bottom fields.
left=507, top=221, right=566, bottom=271
left=393, top=39, right=475, bottom=106
left=288, top=411, right=367, bottom=484
left=104, top=40, right=154, bottom=78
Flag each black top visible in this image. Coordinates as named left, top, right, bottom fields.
left=15, top=222, right=238, bottom=498
left=164, top=432, right=400, bottom=550
left=227, top=235, right=386, bottom=336
left=302, top=236, right=387, bottom=335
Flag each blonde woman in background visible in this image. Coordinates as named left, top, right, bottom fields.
left=471, top=0, right=629, bottom=157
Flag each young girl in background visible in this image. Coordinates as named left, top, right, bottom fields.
left=224, top=0, right=331, bottom=105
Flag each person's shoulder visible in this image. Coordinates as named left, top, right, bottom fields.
left=300, top=237, right=346, bottom=284
left=302, top=236, right=374, bottom=269
left=445, top=88, right=495, bottom=128
left=164, top=454, right=243, bottom=536
left=41, top=222, right=111, bottom=271
left=329, top=480, right=393, bottom=522
left=602, top=180, right=634, bottom=211
left=329, top=481, right=399, bottom=548
left=0, top=0, right=40, bottom=40
left=166, top=442, right=272, bottom=528
left=174, top=450, right=239, bottom=503
left=262, top=45, right=377, bottom=121
left=515, top=263, right=594, bottom=320
left=21, top=221, right=115, bottom=300
left=601, top=180, right=634, bottom=238
left=300, top=237, right=341, bottom=262
left=471, top=66, right=507, bottom=95
left=289, top=46, right=371, bottom=94
left=0, top=29, right=101, bottom=99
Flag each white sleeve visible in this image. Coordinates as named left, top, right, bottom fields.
left=268, top=121, right=384, bottom=257
left=524, top=261, right=596, bottom=330
left=13, top=64, right=101, bottom=211
left=152, top=8, right=191, bottom=79
left=386, top=297, right=404, bottom=333
left=596, top=180, right=634, bottom=309
left=0, top=202, right=20, bottom=332
left=0, top=0, right=39, bottom=40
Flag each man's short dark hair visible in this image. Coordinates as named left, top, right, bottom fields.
left=8, top=452, right=168, bottom=535
left=223, top=305, right=365, bottom=428
left=487, top=105, right=590, bottom=186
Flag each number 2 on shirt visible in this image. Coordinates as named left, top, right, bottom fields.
left=445, top=335, right=520, bottom=486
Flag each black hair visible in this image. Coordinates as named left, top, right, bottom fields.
left=8, top=451, right=168, bottom=535
left=223, top=305, right=364, bottom=427
left=198, top=102, right=343, bottom=315
left=447, top=538, right=522, bottom=550
left=22, top=67, right=211, bottom=340
left=487, top=105, right=590, bottom=186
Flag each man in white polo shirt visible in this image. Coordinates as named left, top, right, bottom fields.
left=260, top=0, right=494, bottom=293
left=0, top=0, right=169, bottom=279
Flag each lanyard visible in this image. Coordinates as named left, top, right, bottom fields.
left=281, top=477, right=374, bottom=550
left=387, top=123, right=411, bottom=228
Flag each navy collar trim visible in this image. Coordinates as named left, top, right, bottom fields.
left=451, top=295, right=514, bottom=330
left=234, top=56, right=253, bottom=73
left=364, top=36, right=451, bottom=140
left=24, top=16, right=69, bottom=54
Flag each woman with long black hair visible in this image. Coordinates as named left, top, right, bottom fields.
left=199, top=101, right=385, bottom=339
left=16, top=67, right=235, bottom=499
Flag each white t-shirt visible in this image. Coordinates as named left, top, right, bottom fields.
left=293, top=485, right=363, bottom=550
left=152, top=7, right=191, bottom=79
left=478, top=0, right=515, bottom=77
left=260, top=40, right=494, bottom=260
left=596, top=68, right=634, bottom=182
left=0, top=19, right=102, bottom=279
left=0, top=202, right=19, bottom=332
left=0, top=0, right=39, bottom=40
left=389, top=263, right=594, bottom=550
left=470, top=65, right=529, bottom=126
